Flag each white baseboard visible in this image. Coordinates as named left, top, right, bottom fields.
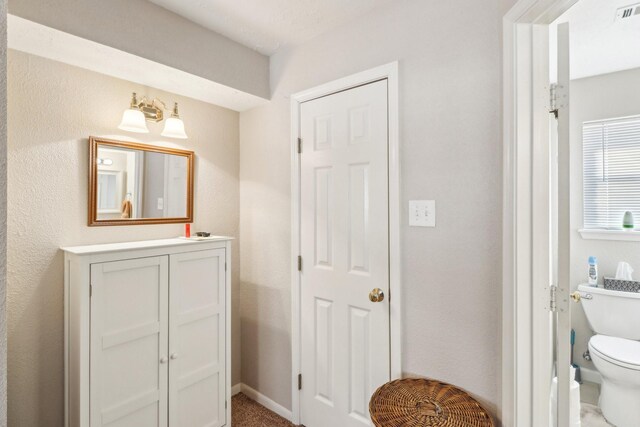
left=231, top=383, right=242, bottom=396
left=236, top=383, right=293, bottom=423
left=580, top=367, right=602, bottom=385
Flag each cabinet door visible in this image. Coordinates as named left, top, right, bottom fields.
left=169, top=249, right=226, bottom=427
left=90, top=256, right=169, bottom=427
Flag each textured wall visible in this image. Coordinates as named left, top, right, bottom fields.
left=8, top=0, right=269, bottom=99
left=570, top=67, right=640, bottom=372
left=0, top=0, right=8, bottom=425
left=240, top=0, right=509, bottom=417
left=7, top=50, right=241, bottom=426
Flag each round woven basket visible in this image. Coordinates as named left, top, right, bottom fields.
left=369, top=378, right=495, bottom=427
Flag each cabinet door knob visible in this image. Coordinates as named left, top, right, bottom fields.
left=170, top=353, right=178, bottom=360
left=160, top=356, right=168, bottom=364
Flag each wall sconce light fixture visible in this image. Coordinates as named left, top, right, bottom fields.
left=118, top=93, right=148, bottom=134
left=118, top=92, right=188, bottom=139
left=161, top=102, right=189, bottom=140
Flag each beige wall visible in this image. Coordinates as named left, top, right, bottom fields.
left=7, top=50, right=241, bottom=426
left=8, top=0, right=269, bottom=99
left=570, top=67, right=640, bottom=372
left=240, top=0, right=513, bottom=418
left=1, top=0, right=8, bottom=424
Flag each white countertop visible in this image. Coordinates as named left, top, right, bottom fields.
left=61, top=236, right=233, bottom=255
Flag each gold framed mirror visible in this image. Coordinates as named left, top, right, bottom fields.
left=89, top=137, right=194, bottom=226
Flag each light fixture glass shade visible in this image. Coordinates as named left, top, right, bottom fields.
left=161, top=117, right=188, bottom=139
left=118, top=109, right=149, bottom=133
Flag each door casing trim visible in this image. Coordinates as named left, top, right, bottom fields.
left=290, top=62, right=401, bottom=425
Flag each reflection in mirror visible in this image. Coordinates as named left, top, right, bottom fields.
left=89, top=138, right=194, bottom=226
left=96, top=170, right=123, bottom=214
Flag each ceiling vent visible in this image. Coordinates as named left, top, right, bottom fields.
left=616, top=3, right=640, bottom=20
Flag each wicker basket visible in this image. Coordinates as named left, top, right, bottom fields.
left=369, top=378, right=494, bottom=427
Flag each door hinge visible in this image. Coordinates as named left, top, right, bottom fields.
left=549, top=83, right=559, bottom=119
left=297, top=137, right=302, bottom=154
left=298, top=374, right=302, bottom=390
left=225, top=401, right=227, bottom=410
left=297, top=256, right=303, bottom=272
left=550, top=284, right=558, bottom=312
left=225, top=262, right=227, bottom=271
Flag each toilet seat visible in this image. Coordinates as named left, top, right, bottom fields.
left=589, top=335, right=640, bottom=371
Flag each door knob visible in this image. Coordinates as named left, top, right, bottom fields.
left=369, top=288, right=385, bottom=303
left=170, top=353, right=178, bottom=360
left=570, top=291, right=581, bottom=303
left=570, top=291, right=592, bottom=303
left=160, top=356, right=168, bottom=364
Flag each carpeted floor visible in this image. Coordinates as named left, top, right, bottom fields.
left=233, top=393, right=614, bottom=427
left=232, top=393, right=296, bottom=427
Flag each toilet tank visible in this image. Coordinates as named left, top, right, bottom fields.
left=578, top=284, right=640, bottom=340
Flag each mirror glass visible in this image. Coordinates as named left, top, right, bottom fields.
left=90, top=138, right=194, bottom=225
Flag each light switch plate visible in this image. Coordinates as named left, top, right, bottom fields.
left=157, top=197, right=164, bottom=210
left=409, top=200, right=436, bottom=227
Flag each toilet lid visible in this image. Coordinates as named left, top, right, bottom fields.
left=590, top=335, right=640, bottom=368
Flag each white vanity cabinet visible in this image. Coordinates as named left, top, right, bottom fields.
left=63, top=238, right=232, bottom=427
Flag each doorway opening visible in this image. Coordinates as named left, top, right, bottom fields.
left=505, top=0, right=640, bottom=426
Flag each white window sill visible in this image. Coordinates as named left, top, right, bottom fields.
left=579, top=229, right=640, bottom=242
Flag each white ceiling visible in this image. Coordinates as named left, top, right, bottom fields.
left=148, top=0, right=395, bottom=56
left=550, top=0, right=640, bottom=80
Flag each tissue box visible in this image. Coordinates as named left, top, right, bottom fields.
left=603, top=277, right=640, bottom=293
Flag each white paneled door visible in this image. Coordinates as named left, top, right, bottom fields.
left=299, top=79, right=390, bottom=427
left=90, top=256, right=169, bottom=427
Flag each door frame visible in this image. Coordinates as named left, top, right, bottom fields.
left=502, top=1, right=578, bottom=425
left=290, top=62, right=401, bottom=425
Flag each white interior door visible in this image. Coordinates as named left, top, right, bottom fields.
left=169, top=249, right=226, bottom=427
left=90, top=256, right=169, bottom=427
left=164, top=155, right=188, bottom=218
left=527, top=21, right=572, bottom=427
left=554, top=21, right=572, bottom=427
left=530, top=23, right=555, bottom=427
left=299, top=79, right=390, bottom=427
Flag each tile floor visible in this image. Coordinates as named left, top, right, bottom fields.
left=580, top=382, right=614, bottom=427
left=581, top=403, right=614, bottom=427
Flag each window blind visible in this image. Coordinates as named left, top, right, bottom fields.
left=583, top=116, right=640, bottom=229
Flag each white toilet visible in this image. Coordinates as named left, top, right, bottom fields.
left=578, top=284, right=640, bottom=427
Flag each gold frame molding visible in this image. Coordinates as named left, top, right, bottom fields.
left=88, top=136, right=194, bottom=226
